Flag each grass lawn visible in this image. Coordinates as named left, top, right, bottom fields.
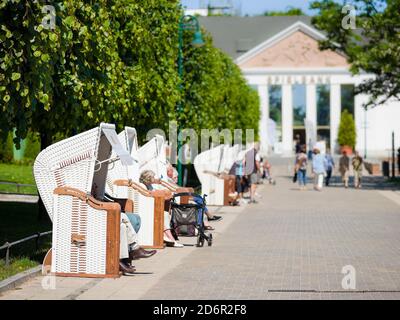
left=0, top=163, right=37, bottom=194
left=0, top=258, right=38, bottom=281
left=0, top=202, right=51, bottom=281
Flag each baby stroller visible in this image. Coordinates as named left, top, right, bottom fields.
left=170, top=192, right=213, bottom=247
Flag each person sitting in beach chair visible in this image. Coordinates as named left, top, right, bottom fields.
left=139, top=170, right=185, bottom=247
left=34, top=123, right=156, bottom=278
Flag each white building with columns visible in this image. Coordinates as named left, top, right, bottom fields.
left=199, top=16, right=400, bottom=157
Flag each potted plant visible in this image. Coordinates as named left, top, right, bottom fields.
left=337, top=109, right=356, bottom=155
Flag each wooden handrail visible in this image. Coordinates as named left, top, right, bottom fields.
left=113, top=179, right=172, bottom=199
left=54, top=187, right=121, bottom=211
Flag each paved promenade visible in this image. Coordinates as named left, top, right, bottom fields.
left=1, top=172, right=400, bottom=300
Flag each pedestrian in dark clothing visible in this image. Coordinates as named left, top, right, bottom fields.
left=324, top=149, right=335, bottom=186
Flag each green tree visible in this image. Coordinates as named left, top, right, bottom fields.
left=263, top=7, right=305, bottom=16
left=181, top=29, right=260, bottom=140
left=337, top=109, right=356, bottom=148
left=0, top=0, right=181, bottom=148
left=1, top=0, right=259, bottom=150
left=310, top=0, right=400, bottom=107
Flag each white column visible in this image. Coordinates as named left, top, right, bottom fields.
left=282, top=84, right=293, bottom=155
left=330, top=83, right=341, bottom=153
left=257, top=85, right=269, bottom=156
left=354, top=93, right=370, bottom=156
left=306, top=83, right=317, bottom=147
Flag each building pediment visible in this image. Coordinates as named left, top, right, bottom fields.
left=238, top=23, right=349, bottom=69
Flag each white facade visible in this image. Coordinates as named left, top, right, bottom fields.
left=236, top=22, right=400, bottom=158
left=184, top=8, right=208, bottom=16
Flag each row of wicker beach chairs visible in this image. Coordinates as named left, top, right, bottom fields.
left=33, top=123, right=252, bottom=278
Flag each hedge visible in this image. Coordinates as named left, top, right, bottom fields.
left=0, top=1, right=259, bottom=150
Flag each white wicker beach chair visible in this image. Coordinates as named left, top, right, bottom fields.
left=137, top=135, right=194, bottom=203
left=193, top=145, right=225, bottom=205
left=193, top=144, right=241, bottom=206
left=106, top=128, right=170, bottom=249
left=221, top=144, right=240, bottom=174
left=34, top=123, right=133, bottom=278
left=138, top=134, right=168, bottom=180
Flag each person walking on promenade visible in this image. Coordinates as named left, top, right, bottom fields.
left=352, top=151, right=364, bottom=189
left=295, top=144, right=308, bottom=190
left=245, top=143, right=261, bottom=203
left=294, top=134, right=301, bottom=154
left=231, top=158, right=247, bottom=205
left=324, top=149, right=335, bottom=186
left=312, top=148, right=326, bottom=191
left=339, top=150, right=350, bottom=188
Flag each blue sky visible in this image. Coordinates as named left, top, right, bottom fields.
left=181, top=0, right=323, bottom=16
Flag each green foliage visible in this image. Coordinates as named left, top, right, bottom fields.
left=0, top=258, right=38, bottom=281
left=337, top=110, right=356, bottom=148
left=0, top=133, right=13, bottom=163
left=23, top=131, right=41, bottom=161
left=181, top=29, right=260, bottom=140
left=0, top=131, right=40, bottom=164
left=0, top=0, right=181, bottom=146
left=310, top=0, right=400, bottom=107
left=0, top=201, right=52, bottom=280
left=0, top=163, right=37, bottom=195
left=0, top=1, right=259, bottom=148
left=263, top=7, right=305, bottom=16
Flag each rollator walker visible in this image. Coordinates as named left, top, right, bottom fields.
left=170, top=192, right=213, bottom=247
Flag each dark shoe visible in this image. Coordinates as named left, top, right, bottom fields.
left=208, top=215, right=222, bottom=222
left=119, top=261, right=136, bottom=275
left=129, top=247, right=157, bottom=260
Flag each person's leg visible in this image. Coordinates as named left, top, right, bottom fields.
left=122, top=213, right=139, bottom=246
left=354, top=171, right=357, bottom=188
left=344, top=170, right=349, bottom=188
left=354, top=171, right=361, bottom=188
left=119, top=218, right=136, bottom=274
left=355, top=171, right=362, bottom=188
left=304, top=170, right=308, bottom=187
left=297, top=170, right=305, bottom=190
left=236, top=176, right=242, bottom=198
left=120, top=220, right=130, bottom=260
left=301, top=170, right=307, bottom=189
left=318, top=173, right=324, bottom=190
left=163, top=211, right=183, bottom=247
left=163, top=211, right=174, bottom=241
left=297, top=170, right=302, bottom=188
left=314, top=173, right=318, bottom=190
left=249, top=174, right=255, bottom=202
left=123, top=213, right=156, bottom=260
left=326, top=169, right=331, bottom=186
left=250, top=184, right=255, bottom=201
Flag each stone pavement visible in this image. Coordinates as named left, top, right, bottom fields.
left=1, top=172, right=400, bottom=300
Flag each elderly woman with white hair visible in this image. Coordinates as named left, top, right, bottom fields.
left=139, top=170, right=184, bottom=248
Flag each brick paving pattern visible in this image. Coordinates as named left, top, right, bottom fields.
left=141, top=176, right=400, bottom=300
left=1, top=171, right=400, bottom=300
